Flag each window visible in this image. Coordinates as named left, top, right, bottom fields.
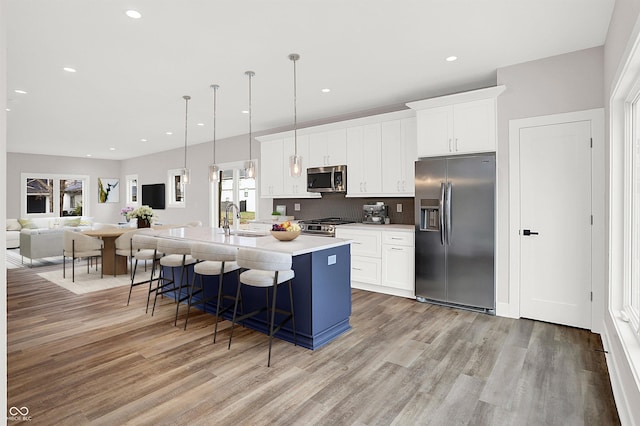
left=125, top=174, right=139, bottom=207
left=212, top=162, right=257, bottom=228
left=22, top=173, right=89, bottom=217
left=167, top=169, right=186, bottom=208
left=627, top=96, right=640, bottom=333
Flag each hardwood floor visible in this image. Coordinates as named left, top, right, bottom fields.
left=7, top=263, right=620, bottom=425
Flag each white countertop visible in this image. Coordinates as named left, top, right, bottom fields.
left=155, top=226, right=349, bottom=256
left=337, top=223, right=414, bottom=232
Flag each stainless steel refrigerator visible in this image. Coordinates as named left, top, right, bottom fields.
left=415, top=154, right=495, bottom=313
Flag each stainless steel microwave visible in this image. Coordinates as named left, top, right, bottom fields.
left=307, top=165, right=347, bottom=193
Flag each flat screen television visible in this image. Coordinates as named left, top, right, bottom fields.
left=141, top=183, right=166, bottom=209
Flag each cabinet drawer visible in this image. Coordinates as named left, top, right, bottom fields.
left=382, top=231, right=414, bottom=247
left=335, top=229, right=381, bottom=257
left=351, top=256, right=381, bottom=285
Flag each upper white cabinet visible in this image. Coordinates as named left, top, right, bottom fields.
left=407, top=86, right=505, bottom=158
left=381, top=117, right=417, bottom=195
left=347, top=124, right=382, bottom=195
left=309, top=129, right=347, bottom=167
left=260, top=139, right=284, bottom=197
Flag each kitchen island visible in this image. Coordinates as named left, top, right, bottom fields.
left=154, top=227, right=352, bottom=350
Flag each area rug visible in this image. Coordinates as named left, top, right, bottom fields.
left=37, top=269, right=131, bottom=295
left=5, top=248, right=63, bottom=269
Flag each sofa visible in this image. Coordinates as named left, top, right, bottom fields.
left=14, top=217, right=94, bottom=266
left=6, top=219, right=22, bottom=249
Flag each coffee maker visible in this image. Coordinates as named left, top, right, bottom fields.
left=363, top=202, right=388, bottom=224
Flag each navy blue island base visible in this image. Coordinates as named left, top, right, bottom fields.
left=164, top=243, right=352, bottom=350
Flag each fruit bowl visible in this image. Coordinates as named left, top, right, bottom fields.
left=270, top=230, right=301, bottom=241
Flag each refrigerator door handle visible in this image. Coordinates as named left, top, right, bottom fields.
left=446, top=182, right=452, bottom=245
left=439, top=182, right=446, bottom=245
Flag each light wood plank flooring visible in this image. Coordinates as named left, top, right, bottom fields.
left=7, top=263, right=620, bottom=425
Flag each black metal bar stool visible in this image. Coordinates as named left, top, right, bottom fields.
left=228, top=247, right=296, bottom=367
left=127, top=233, right=163, bottom=311
left=153, top=238, right=196, bottom=319
left=183, top=242, right=242, bottom=339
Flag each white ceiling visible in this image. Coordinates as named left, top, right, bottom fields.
left=6, top=0, right=615, bottom=160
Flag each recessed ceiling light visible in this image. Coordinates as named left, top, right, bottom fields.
left=166, top=131, right=173, bottom=135
left=86, top=154, right=92, bottom=157
left=5, top=108, right=10, bottom=112
left=109, top=147, right=116, bottom=151
left=14, top=89, right=27, bottom=94
left=241, top=110, right=249, bottom=114
left=63, top=67, right=77, bottom=73
left=140, top=138, right=148, bottom=142
left=446, top=56, right=458, bottom=62
left=321, top=88, right=331, bottom=93
left=125, top=10, right=142, bottom=19
left=197, top=122, right=204, bottom=126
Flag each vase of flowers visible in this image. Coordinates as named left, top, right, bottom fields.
left=127, top=206, right=156, bottom=228
left=120, top=206, right=134, bottom=222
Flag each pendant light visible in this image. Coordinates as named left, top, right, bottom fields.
left=244, top=70, right=256, bottom=179
left=181, top=95, right=191, bottom=184
left=209, top=84, right=220, bottom=182
left=288, top=53, right=303, bottom=178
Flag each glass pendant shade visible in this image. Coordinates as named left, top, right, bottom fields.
left=208, top=164, right=219, bottom=182
left=181, top=167, right=191, bottom=184
left=245, top=160, right=256, bottom=179
left=289, top=154, right=303, bottom=177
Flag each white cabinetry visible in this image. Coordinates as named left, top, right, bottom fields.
left=381, top=117, right=417, bottom=195
left=407, top=86, right=505, bottom=158
left=309, top=129, right=347, bottom=167
left=260, top=139, right=284, bottom=197
left=336, top=226, right=415, bottom=298
left=381, top=231, right=415, bottom=296
left=258, top=135, right=319, bottom=199
left=346, top=124, right=382, bottom=196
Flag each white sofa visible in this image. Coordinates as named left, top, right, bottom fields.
left=16, top=217, right=94, bottom=266
left=6, top=219, right=22, bottom=249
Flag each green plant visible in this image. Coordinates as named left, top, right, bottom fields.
left=271, top=211, right=281, bottom=216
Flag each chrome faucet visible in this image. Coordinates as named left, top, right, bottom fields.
left=223, top=203, right=241, bottom=236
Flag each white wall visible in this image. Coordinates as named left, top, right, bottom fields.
left=495, top=47, right=604, bottom=312
left=1, top=0, right=8, bottom=415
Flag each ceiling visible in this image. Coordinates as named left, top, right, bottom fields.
left=6, top=0, right=615, bottom=160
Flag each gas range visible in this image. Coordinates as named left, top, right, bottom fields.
left=298, top=217, right=356, bottom=237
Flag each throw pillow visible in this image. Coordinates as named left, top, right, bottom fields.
left=6, top=219, right=22, bottom=231
left=18, top=218, right=37, bottom=229
left=65, top=217, right=81, bottom=227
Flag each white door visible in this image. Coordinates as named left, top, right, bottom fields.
left=519, top=120, right=592, bottom=329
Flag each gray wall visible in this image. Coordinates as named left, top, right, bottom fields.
left=5, top=153, right=122, bottom=223
left=495, top=46, right=604, bottom=307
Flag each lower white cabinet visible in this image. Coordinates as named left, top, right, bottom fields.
left=336, top=226, right=415, bottom=298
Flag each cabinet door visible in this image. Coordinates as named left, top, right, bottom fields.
left=326, top=129, right=347, bottom=166
left=382, top=245, right=415, bottom=291
left=362, top=123, right=382, bottom=194
left=416, top=106, right=453, bottom=157
left=401, top=117, right=417, bottom=194
left=346, top=126, right=364, bottom=195
left=382, top=120, right=403, bottom=194
left=308, top=132, right=328, bottom=167
left=453, top=98, right=496, bottom=153
left=260, top=139, right=284, bottom=197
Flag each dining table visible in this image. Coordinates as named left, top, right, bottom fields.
left=83, top=228, right=130, bottom=275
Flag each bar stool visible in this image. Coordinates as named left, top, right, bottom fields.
left=228, top=248, right=296, bottom=367
left=153, top=238, right=196, bottom=319
left=182, top=242, right=241, bottom=338
left=63, top=230, right=104, bottom=283
left=114, top=228, right=153, bottom=278
left=127, top=233, right=163, bottom=312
